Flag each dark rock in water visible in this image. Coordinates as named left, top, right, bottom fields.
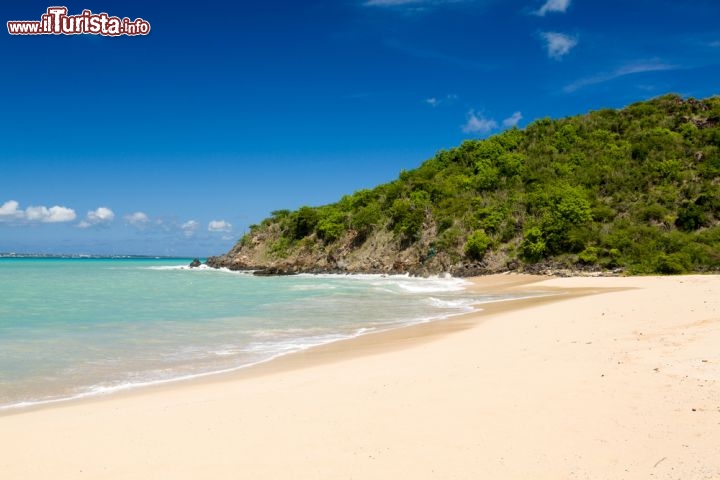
left=253, top=266, right=297, bottom=276
left=189, top=258, right=202, bottom=268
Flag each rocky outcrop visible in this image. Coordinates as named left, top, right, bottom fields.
left=205, top=230, right=624, bottom=277
left=205, top=227, right=516, bottom=277
left=252, top=266, right=297, bottom=276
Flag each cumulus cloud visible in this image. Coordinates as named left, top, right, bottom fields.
left=126, top=212, right=149, bottom=224
left=425, top=97, right=440, bottom=107
left=78, top=207, right=115, bottom=228
left=45, top=207, right=76, bottom=223
left=0, top=200, right=76, bottom=223
left=123, top=212, right=151, bottom=231
left=462, top=110, right=498, bottom=134
left=88, top=207, right=114, bottom=223
left=535, top=0, right=571, bottom=16
left=182, top=220, right=200, bottom=237
left=542, top=32, right=578, bottom=60
left=27, top=205, right=77, bottom=223
left=208, top=220, right=232, bottom=233
left=502, top=111, right=523, bottom=128
left=0, top=200, right=24, bottom=220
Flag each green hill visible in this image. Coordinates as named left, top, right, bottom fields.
left=208, top=94, right=720, bottom=276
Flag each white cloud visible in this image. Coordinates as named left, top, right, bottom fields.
left=78, top=207, right=115, bottom=228
left=208, top=220, right=232, bottom=233
left=25, top=205, right=77, bottom=223
left=535, top=0, right=571, bottom=16
left=124, top=212, right=150, bottom=227
left=542, top=32, right=578, bottom=60
left=502, top=111, right=523, bottom=128
left=425, top=97, right=440, bottom=107
left=126, top=212, right=149, bottom=224
left=182, top=220, right=200, bottom=237
left=563, top=61, right=679, bottom=93
left=0, top=200, right=24, bottom=221
left=48, top=207, right=76, bottom=223
left=25, top=206, right=48, bottom=222
left=462, top=110, right=498, bottom=134
left=88, top=207, right=114, bottom=223
left=1, top=200, right=77, bottom=224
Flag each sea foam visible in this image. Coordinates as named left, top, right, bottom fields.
left=0, top=258, right=542, bottom=411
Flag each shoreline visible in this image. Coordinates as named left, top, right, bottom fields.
left=1, top=273, right=574, bottom=416
left=2, top=274, right=719, bottom=478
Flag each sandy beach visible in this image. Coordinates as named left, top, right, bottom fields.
left=1, top=274, right=719, bottom=479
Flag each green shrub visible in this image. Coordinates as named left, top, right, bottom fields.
left=592, top=204, right=616, bottom=223
left=316, top=216, right=345, bottom=243
left=578, top=246, right=600, bottom=265
left=351, top=203, right=382, bottom=235
left=391, top=190, right=430, bottom=242
left=473, top=159, right=500, bottom=190
left=240, top=233, right=253, bottom=248
left=269, top=237, right=291, bottom=258
left=391, top=198, right=425, bottom=242
left=654, top=253, right=690, bottom=274
left=436, top=226, right=462, bottom=254
left=675, top=203, right=707, bottom=231
left=270, top=209, right=291, bottom=219
left=292, top=207, right=319, bottom=239
left=464, top=230, right=492, bottom=260
left=533, top=185, right=593, bottom=254
left=554, top=123, right=579, bottom=152
left=435, top=214, right=455, bottom=234
left=638, top=204, right=667, bottom=223
left=496, top=152, right=525, bottom=177
left=520, top=227, right=547, bottom=261
left=603, top=248, right=622, bottom=268
left=474, top=207, right=505, bottom=233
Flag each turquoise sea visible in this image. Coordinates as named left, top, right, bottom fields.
left=0, top=257, right=529, bottom=410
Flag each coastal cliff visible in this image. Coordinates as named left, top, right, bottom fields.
left=208, top=94, right=720, bottom=276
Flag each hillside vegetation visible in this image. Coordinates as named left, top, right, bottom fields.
left=208, top=94, right=720, bottom=276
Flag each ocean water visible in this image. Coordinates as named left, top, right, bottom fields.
left=0, top=258, right=529, bottom=410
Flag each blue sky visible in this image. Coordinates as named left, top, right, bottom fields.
left=1, top=0, right=719, bottom=256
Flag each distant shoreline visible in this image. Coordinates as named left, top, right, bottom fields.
left=0, top=253, right=201, bottom=260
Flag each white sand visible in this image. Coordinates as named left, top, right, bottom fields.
left=1, top=275, right=719, bottom=479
